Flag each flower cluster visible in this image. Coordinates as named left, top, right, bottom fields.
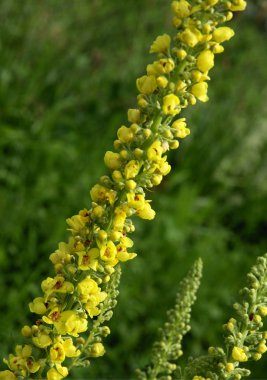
left=0, top=0, right=247, bottom=379
left=137, top=259, right=202, bottom=380
left=183, top=254, right=267, bottom=380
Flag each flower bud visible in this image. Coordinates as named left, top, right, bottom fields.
left=128, top=109, right=141, bottom=123
left=157, top=76, right=168, bottom=88
left=117, top=126, right=134, bottom=143
left=258, top=306, right=267, bottom=316
left=213, top=27, right=235, bottom=43
left=104, top=152, right=122, bottom=170
left=196, top=50, right=214, bottom=72
left=98, top=230, right=108, bottom=241
left=150, top=34, right=171, bottom=54
left=21, top=326, right=32, bottom=338
left=136, top=75, right=157, bottom=94
left=253, top=352, right=262, bottom=361
left=126, top=180, right=137, bottom=190
left=232, top=346, right=248, bottom=362
left=225, top=362, right=234, bottom=372
left=176, top=49, right=187, bottom=60
left=162, top=94, right=180, bottom=115
left=258, top=343, right=267, bottom=354
left=101, top=326, right=111, bottom=337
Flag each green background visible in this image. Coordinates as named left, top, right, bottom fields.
left=0, top=0, right=267, bottom=378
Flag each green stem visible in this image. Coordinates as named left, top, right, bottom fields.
left=151, top=114, right=163, bottom=134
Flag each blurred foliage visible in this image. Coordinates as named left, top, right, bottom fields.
left=0, top=0, right=267, bottom=379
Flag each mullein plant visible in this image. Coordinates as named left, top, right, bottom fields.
left=0, top=0, right=248, bottom=379
left=136, top=259, right=203, bottom=380
left=138, top=254, right=267, bottom=380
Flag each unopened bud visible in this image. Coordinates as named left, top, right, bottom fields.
left=21, top=326, right=32, bottom=338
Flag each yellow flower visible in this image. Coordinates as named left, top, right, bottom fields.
left=3, top=355, right=23, bottom=372
left=29, top=297, right=47, bottom=314
left=25, top=358, right=40, bottom=373
left=90, top=343, right=105, bottom=357
left=84, top=304, right=101, bottom=318
left=56, top=365, right=68, bottom=378
left=50, top=343, right=65, bottom=363
left=50, top=241, right=72, bottom=265
left=66, top=215, right=84, bottom=233
left=117, top=126, right=134, bottom=143
left=104, top=151, right=122, bottom=170
left=191, top=82, right=209, bottom=102
left=99, top=240, right=118, bottom=265
left=76, top=248, right=99, bottom=271
left=159, top=58, right=175, bottom=74
left=228, top=0, right=247, bottom=11
left=66, top=209, right=89, bottom=233
left=120, top=236, right=134, bottom=248
left=180, top=28, right=200, bottom=47
left=47, top=368, right=62, bottom=380
left=15, top=344, right=32, bottom=358
left=116, top=243, right=137, bottom=262
left=79, top=208, right=91, bottom=220
left=232, top=346, right=248, bottom=362
left=136, top=75, right=157, bottom=94
left=42, top=307, right=61, bottom=325
left=90, top=184, right=117, bottom=205
left=136, top=202, right=156, bottom=220
left=32, top=333, right=52, bottom=349
left=77, top=277, right=107, bottom=317
left=0, top=371, right=17, bottom=380
left=171, top=118, right=190, bottom=138
left=11, top=345, right=40, bottom=374
left=162, top=94, right=180, bottom=115
left=157, top=157, right=171, bottom=176
left=147, top=140, right=163, bottom=161
left=77, top=277, right=98, bottom=302
left=147, top=59, right=175, bottom=76
left=54, top=311, right=88, bottom=337
left=127, top=193, right=145, bottom=209
left=197, top=50, right=214, bottom=73
left=124, top=160, right=140, bottom=179
left=171, top=0, right=191, bottom=18
left=176, top=79, right=187, bottom=91
left=157, top=76, right=168, bottom=88
left=62, top=338, right=80, bottom=358
left=47, top=364, right=68, bottom=380
left=113, top=206, right=127, bottom=231
left=213, top=27, right=235, bottom=43
left=41, top=276, right=74, bottom=300
left=150, top=34, right=171, bottom=54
